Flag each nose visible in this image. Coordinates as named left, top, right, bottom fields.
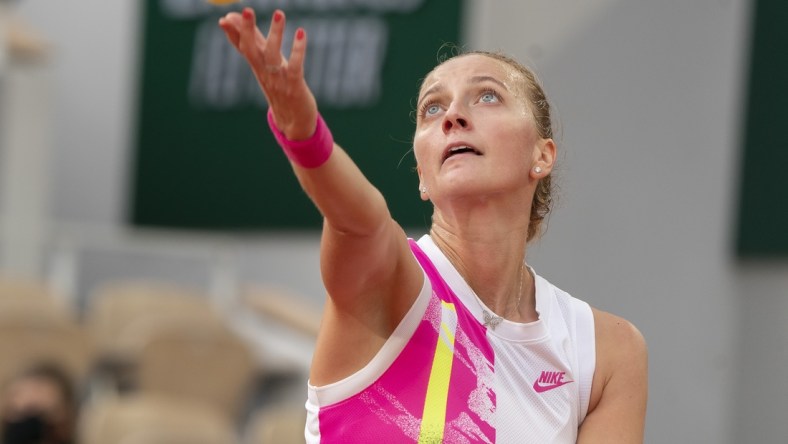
left=443, top=104, right=469, bottom=133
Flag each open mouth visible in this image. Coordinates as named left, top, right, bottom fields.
left=443, top=145, right=482, bottom=162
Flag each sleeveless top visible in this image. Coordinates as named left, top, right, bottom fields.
left=305, top=235, right=596, bottom=443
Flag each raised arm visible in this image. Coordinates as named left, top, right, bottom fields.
left=218, top=9, right=423, bottom=358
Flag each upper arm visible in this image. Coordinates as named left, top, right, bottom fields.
left=321, top=216, right=422, bottom=323
left=577, top=309, right=648, bottom=444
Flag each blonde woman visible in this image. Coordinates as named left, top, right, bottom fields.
left=219, top=8, right=647, bottom=443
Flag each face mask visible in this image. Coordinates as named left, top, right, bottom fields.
left=2, top=413, right=47, bottom=444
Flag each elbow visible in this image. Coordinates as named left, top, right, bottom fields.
left=325, top=188, right=391, bottom=237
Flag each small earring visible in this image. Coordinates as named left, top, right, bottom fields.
left=420, top=186, right=427, bottom=194
left=533, top=166, right=543, bottom=174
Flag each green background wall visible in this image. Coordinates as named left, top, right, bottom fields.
left=131, top=0, right=464, bottom=231
left=737, top=0, right=788, bottom=257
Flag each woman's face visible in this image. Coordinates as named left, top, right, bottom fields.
left=413, top=54, right=548, bottom=204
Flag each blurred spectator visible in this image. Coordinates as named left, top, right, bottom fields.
left=0, top=363, right=77, bottom=444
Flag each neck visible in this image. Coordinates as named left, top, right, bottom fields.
left=430, top=223, right=536, bottom=321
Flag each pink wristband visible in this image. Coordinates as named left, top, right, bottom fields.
left=267, top=109, right=334, bottom=169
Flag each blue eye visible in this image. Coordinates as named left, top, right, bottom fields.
left=481, top=91, right=498, bottom=103
left=420, top=102, right=441, bottom=117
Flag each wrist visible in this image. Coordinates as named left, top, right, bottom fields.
left=267, top=109, right=334, bottom=169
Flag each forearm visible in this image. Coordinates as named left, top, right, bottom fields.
left=287, top=134, right=415, bottom=309
left=267, top=105, right=389, bottom=235
left=291, top=143, right=390, bottom=236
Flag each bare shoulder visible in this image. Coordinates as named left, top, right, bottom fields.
left=592, top=308, right=648, bottom=367
left=577, top=307, right=648, bottom=443
left=590, top=307, right=648, bottom=402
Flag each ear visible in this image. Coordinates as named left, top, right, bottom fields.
left=531, top=138, right=556, bottom=178
left=416, top=164, right=429, bottom=201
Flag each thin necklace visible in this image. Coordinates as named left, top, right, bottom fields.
left=478, top=263, right=525, bottom=331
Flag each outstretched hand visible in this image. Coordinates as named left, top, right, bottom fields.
left=218, top=8, right=317, bottom=140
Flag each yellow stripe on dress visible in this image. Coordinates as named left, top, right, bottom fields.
left=418, top=300, right=458, bottom=443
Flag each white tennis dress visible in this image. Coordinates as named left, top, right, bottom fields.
left=305, top=235, right=596, bottom=443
